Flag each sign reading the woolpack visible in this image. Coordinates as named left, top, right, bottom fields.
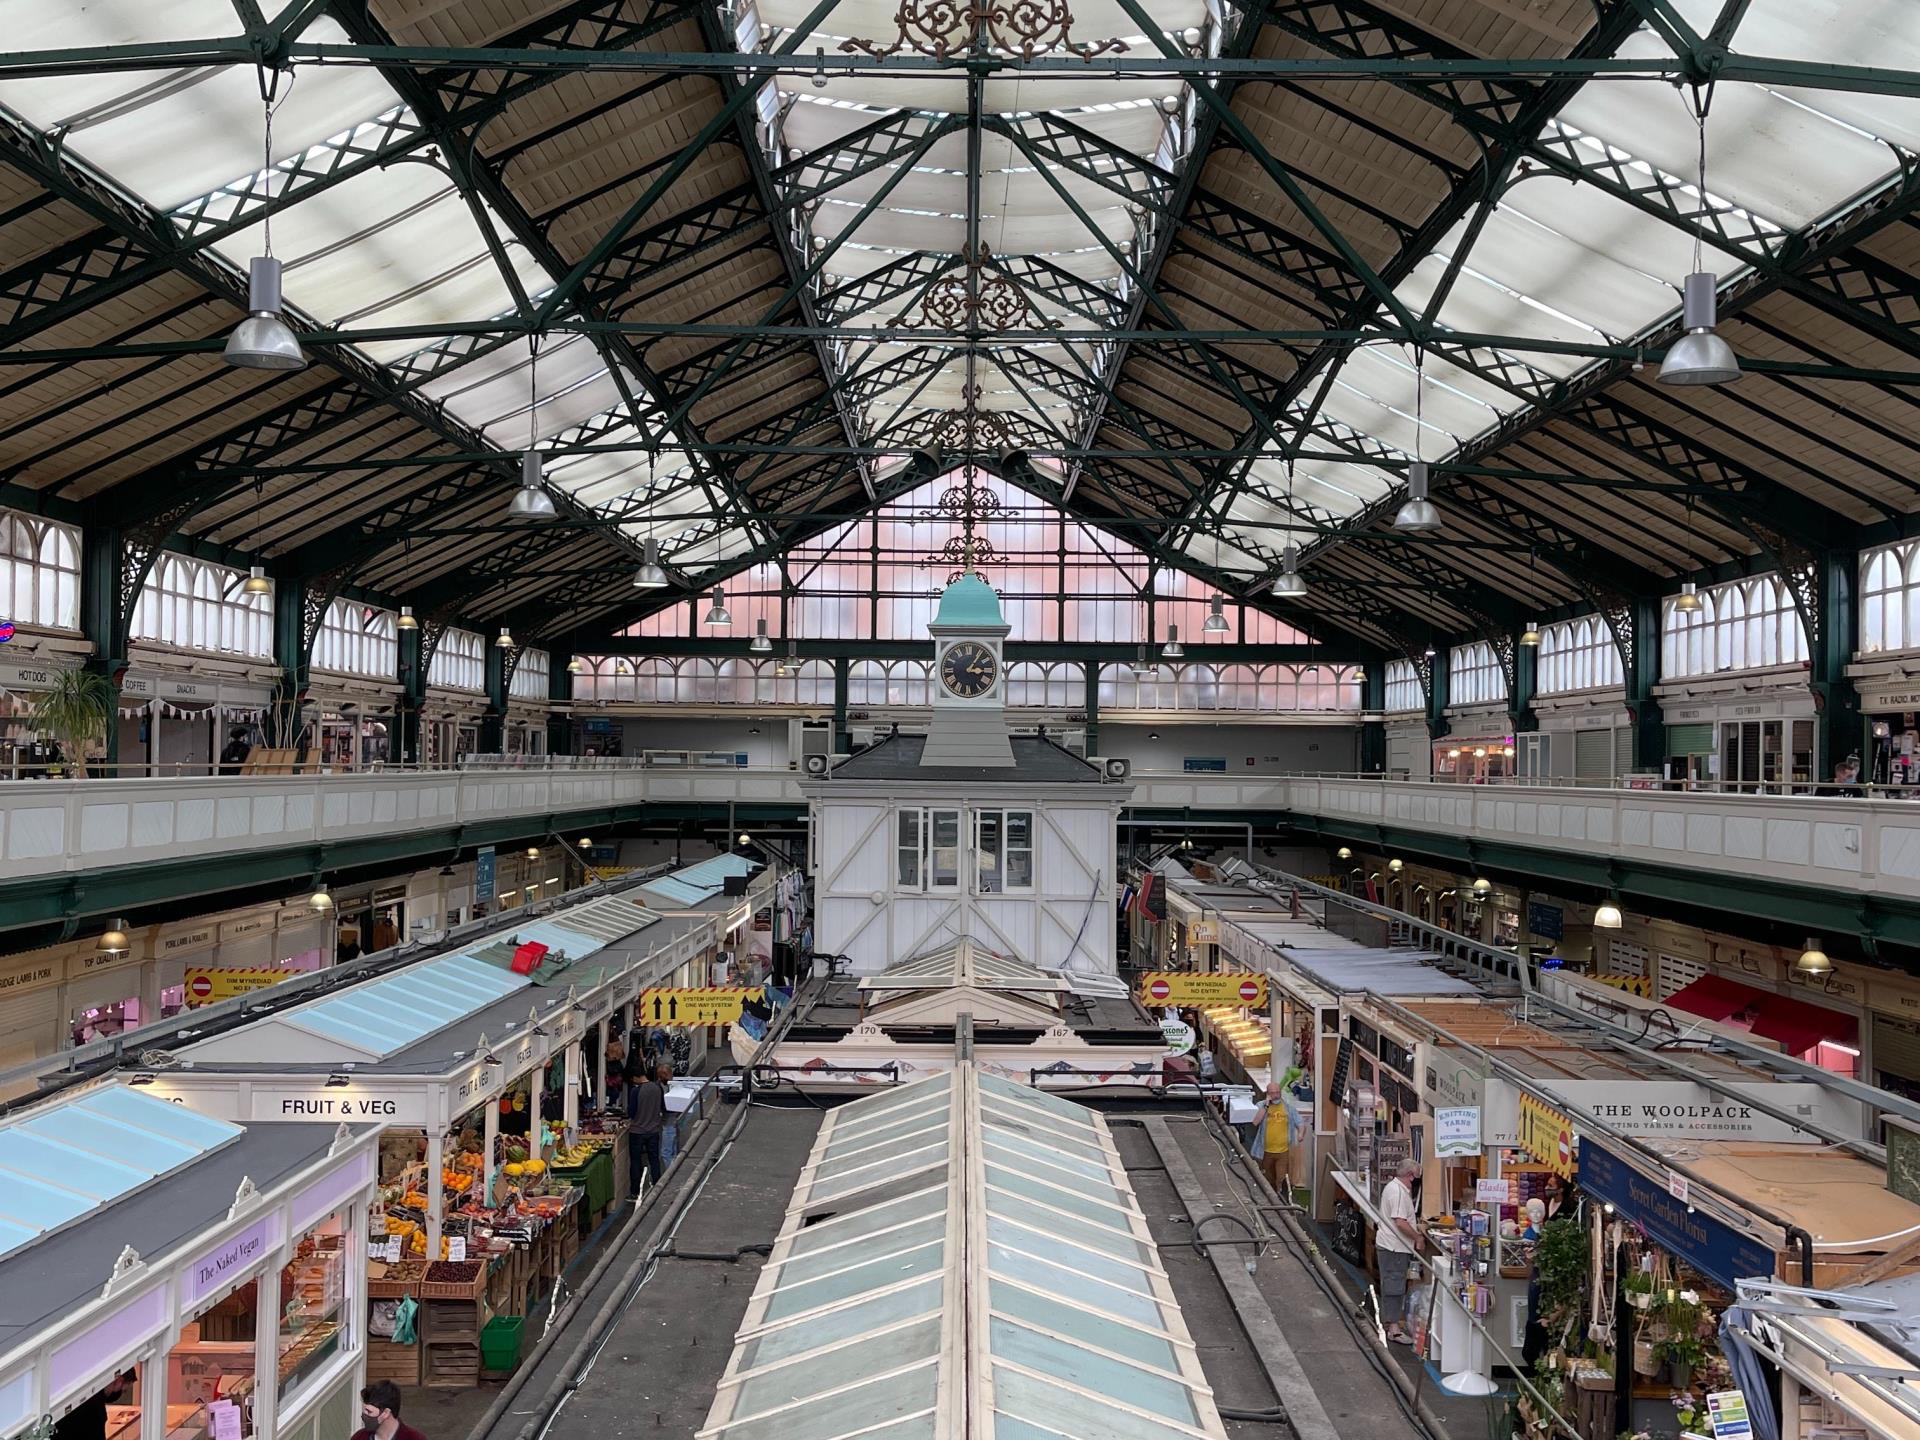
left=1137, top=972, right=1267, bottom=1009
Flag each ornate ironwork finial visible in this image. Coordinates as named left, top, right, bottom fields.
left=918, top=464, right=1005, bottom=582
left=919, top=244, right=1031, bottom=332
left=841, top=0, right=1127, bottom=61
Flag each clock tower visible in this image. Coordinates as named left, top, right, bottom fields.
left=921, top=571, right=1015, bottom=768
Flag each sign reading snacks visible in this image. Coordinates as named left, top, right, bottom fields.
left=1138, top=972, right=1267, bottom=1008
left=640, top=986, right=765, bottom=1027
left=1518, top=1093, right=1579, bottom=1178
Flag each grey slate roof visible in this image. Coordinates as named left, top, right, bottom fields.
left=829, top=732, right=1106, bottom=784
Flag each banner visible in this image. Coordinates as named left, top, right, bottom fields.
left=1577, top=1141, right=1775, bottom=1292
left=183, top=967, right=291, bottom=1007
left=1138, top=972, right=1267, bottom=1008
left=638, top=986, right=765, bottom=1027
left=1134, top=873, right=1167, bottom=924
left=1518, top=1093, right=1578, bottom=1178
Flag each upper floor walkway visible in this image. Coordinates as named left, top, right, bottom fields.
left=0, top=759, right=1913, bottom=945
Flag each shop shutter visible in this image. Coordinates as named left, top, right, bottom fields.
left=1872, top=1014, right=1920, bottom=1086
left=1601, top=938, right=1651, bottom=980
left=1386, top=726, right=1416, bottom=776
left=1667, top=723, right=1714, bottom=756
left=0, top=986, right=60, bottom=1063
left=1573, top=729, right=1613, bottom=781
left=1614, top=727, right=1634, bottom=773
left=1656, top=952, right=1707, bottom=1001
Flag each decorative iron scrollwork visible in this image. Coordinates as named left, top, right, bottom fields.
left=918, top=244, right=1031, bottom=332
left=840, top=0, right=1128, bottom=60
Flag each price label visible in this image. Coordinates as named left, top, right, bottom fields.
left=1475, top=1178, right=1511, bottom=1204
left=384, top=1237, right=402, bottom=1263
left=448, top=1236, right=467, bottom=1263
left=208, top=1401, right=242, bottom=1440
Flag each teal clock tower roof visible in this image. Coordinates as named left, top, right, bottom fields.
left=931, top=572, right=1005, bottom=629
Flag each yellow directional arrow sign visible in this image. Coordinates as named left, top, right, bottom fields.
left=639, top=986, right=765, bottom=1027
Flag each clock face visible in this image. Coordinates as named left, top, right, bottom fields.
left=940, top=641, right=999, bottom=699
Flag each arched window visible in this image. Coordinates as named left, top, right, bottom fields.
left=130, top=554, right=272, bottom=658
left=1538, top=616, right=1622, bottom=695
left=1661, top=573, right=1808, bottom=680
left=1384, top=658, right=1422, bottom=713
left=510, top=648, right=550, bottom=700
left=312, top=599, right=398, bottom=680
left=1860, top=539, right=1920, bottom=655
left=428, top=627, right=486, bottom=691
left=0, top=510, right=80, bottom=630
left=1448, top=641, right=1507, bottom=708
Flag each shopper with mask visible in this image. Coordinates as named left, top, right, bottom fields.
left=351, top=1381, right=425, bottom=1440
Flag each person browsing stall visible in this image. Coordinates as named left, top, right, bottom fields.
left=1376, top=1158, right=1422, bottom=1346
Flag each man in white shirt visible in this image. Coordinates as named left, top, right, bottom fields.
left=1376, top=1157, right=1422, bottom=1345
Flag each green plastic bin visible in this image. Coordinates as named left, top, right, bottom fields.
left=481, top=1315, right=525, bottom=1372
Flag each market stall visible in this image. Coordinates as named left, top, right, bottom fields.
left=142, top=894, right=719, bottom=1390
left=0, top=1083, right=380, bottom=1440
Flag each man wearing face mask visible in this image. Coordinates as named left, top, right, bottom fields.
left=352, top=1382, right=426, bottom=1440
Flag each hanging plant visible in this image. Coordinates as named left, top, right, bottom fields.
left=1532, top=1217, right=1588, bottom=1335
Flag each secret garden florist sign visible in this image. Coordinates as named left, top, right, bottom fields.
left=1576, top=1140, right=1775, bottom=1293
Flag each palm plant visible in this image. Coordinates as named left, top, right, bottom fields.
left=29, top=668, right=114, bottom=777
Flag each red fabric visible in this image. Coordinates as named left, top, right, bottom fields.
left=1749, top=995, right=1857, bottom=1057
left=510, top=941, right=549, bottom=976
left=1663, top=973, right=1769, bottom=1023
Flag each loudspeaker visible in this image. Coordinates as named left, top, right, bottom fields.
left=803, top=752, right=830, bottom=775
left=1101, top=756, right=1131, bottom=781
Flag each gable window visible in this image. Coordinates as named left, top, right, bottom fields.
left=897, top=808, right=962, bottom=892
left=975, top=810, right=1034, bottom=894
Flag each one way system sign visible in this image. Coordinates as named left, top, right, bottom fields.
left=640, top=986, right=765, bottom=1027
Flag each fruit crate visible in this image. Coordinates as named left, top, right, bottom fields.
left=421, top=1340, right=481, bottom=1389
left=364, top=1340, right=420, bottom=1385
left=418, top=1264, right=489, bottom=1302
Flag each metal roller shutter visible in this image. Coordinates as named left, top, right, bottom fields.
left=1615, top=727, right=1634, bottom=773
left=1872, top=1014, right=1920, bottom=1088
left=0, top=987, right=61, bottom=1065
left=1573, top=729, right=1612, bottom=781
left=1656, top=953, right=1707, bottom=1001
left=1668, top=723, right=1713, bottom=756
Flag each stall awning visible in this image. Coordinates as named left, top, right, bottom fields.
left=1750, top=995, right=1858, bottom=1057
left=1663, top=973, right=1771, bottom=1023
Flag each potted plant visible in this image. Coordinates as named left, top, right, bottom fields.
left=1655, top=1332, right=1706, bottom=1391
left=1623, top=1269, right=1656, bottom=1310
left=29, top=668, right=113, bottom=779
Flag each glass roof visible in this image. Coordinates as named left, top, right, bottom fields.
left=0, top=1085, right=244, bottom=1261
left=861, top=940, right=1069, bottom=994
left=640, top=854, right=764, bottom=908
left=699, top=1067, right=1226, bottom=1439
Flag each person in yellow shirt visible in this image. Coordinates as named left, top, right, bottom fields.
left=1259, top=1081, right=1290, bottom=1195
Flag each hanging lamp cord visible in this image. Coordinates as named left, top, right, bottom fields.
left=255, top=65, right=294, bottom=259
left=1683, top=81, right=1716, bottom=277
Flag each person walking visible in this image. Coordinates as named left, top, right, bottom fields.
left=352, top=1382, right=426, bottom=1440
left=627, top=1060, right=667, bottom=1194
left=1376, top=1158, right=1423, bottom=1346
left=1258, top=1082, right=1290, bottom=1197
left=218, top=727, right=252, bottom=776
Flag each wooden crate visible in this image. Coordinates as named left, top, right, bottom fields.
left=364, top=1340, right=420, bottom=1386
left=424, top=1298, right=487, bottom=1343
left=421, top=1341, right=481, bottom=1389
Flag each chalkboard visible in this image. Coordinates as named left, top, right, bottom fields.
left=1328, top=1035, right=1355, bottom=1105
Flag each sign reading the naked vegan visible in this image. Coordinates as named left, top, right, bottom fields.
left=182, top=1215, right=282, bottom=1306
left=1577, top=1141, right=1775, bottom=1292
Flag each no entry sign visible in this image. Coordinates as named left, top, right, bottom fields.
left=1136, top=971, right=1268, bottom=1009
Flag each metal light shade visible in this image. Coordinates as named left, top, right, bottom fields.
left=309, top=884, right=333, bottom=912
left=1673, top=581, right=1703, bottom=614
left=750, top=618, right=772, bottom=653
left=1659, top=273, right=1741, bottom=386
left=396, top=605, right=418, bottom=630
left=242, top=565, right=272, bottom=596
left=224, top=257, right=307, bottom=371
left=97, top=920, right=131, bottom=956
left=526, top=847, right=541, bottom=860
left=1796, top=938, right=1831, bottom=976
left=1162, top=624, right=1184, bottom=658
left=509, top=451, right=558, bottom=519
left=1593, top=901, right=1623, bottom=929
left=1394, top=460, right=1441, bottom=532
left=1335, top=846, right=1352, bottom=860
left=578, top=836, right=593, bottom=849
left=704, top=588, right=732, bottom=626
left=1271, top=545, right=1308, bottom=599
left=1520, top=622, right=1541, bottom=646
left=567, top=657, right=583, bottom=673
left=1472, top=877, right=1491, bottom=896
left=1202, top=595, right=1230, bottom=633
left=496, top=626, right=514, bottom=647
left=1387, top=858, right=1403, bottom=873
left=633, top=537, right=668, bottom=588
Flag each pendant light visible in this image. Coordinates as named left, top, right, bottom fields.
left=96, top=919, right=131, bottom=956
left=1162, top=624, right=1184, bottom=658
left=224, top=77, right=306, bottom=371
left=1394, top=356, right=1441, bottom=531
left=1593, top=896, right=1623, bottom=929
left=704, top=589, right=732, bottom=627
left=396, top=605, right=418, bottom=631
left=1520, top=621, right=1541, bottom=646
left=508, top=338, right=558, bottom=520
left=1795, top=937, right=1831, bottom=977
left=1471, top=877, right=1491, bottom=896
left=1674, top=580, right=1703, bottom=614
left=566, top=656, right=583, bottom=674
left=1202, top=594, right=1229, bottom=634
left=242, top=565, right=272, bottom=597
left=308, top=882, right=333, bottom=912
left=750, top=618, right=772, bottom=653
left=1335, top=846, right=1352, bottom=860
left=1387, top=858, right=1403, bottom=874
left=633, top=537, right=668, bottom=588
left=525, top=846, right=542, bottom=861
left=1131, top=644, right=1159, bottom=678
left=496, top=626, right=515, bottom=647
left=1271, top=544, right=1308, bottom=599
left=1659, top=90, right=1741, bottom=387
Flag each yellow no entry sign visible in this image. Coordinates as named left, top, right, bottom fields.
left=1138, top=971, right=1267, bottom=1009
left=639, top=986, right=764, bottom=1027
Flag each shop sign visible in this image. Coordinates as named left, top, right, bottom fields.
left=1518, top=1093, right=1578, bottom=1178
left=1869, top=969, right=1920, bottom=1020
left=157, top=924, right=216, bottom=955
left=1159, top=1018, right=1196, bottom=1057
left=1434, top=1105, right=1481, bottom=1157
left=248, top=1081, right=432, bottom=1125
left=184, top=968, right=289, bottom=1007
left=70, top=948, right=139, bottom=975
left=181, top=1214, right=282, bottom=1307
left=1705, top=1390, right=1752, bottom=1440
left=1474, top=1177, right=1511, bottom=1205
left=0, top=959, right=60, bottom=995
left=1186, top=918, right=1221, bottom=947
left=1538, top=1080, right=1846, bottom=1144
left=1575, top=1140, right=1775, bottom=1293
left=638, top=986, right=765, bottom=1027
left=476, top=845, right=497, bottom=905
left=1137, top=971, right=1267, bottom=1008
left=1425, top=1046, right=1486, bottom=1109
left=220, top=913, right=275, bottom=943
left=0, top=658, right=67, bottom=691
left=1527, top=902, right=1564, bottom=941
